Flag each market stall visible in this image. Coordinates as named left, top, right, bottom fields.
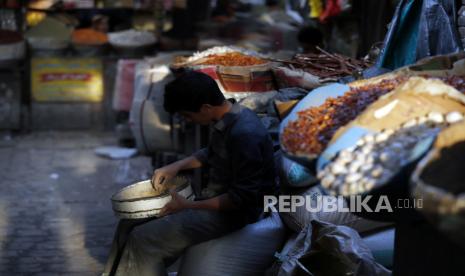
left=2, top=0, right=465, bottom=275
left=278, top=52, right=465, bottom=274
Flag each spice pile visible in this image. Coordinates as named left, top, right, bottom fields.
left=108, top=29, right=156, bottom=48
left=420, top=141, right=465, bottom=195
left=72, top=28, right=108, bottom=45
left=25, top=17, right=72, bottom=41
left=282, top=77, right=407, bottom=155
left=0, top=30, right=22, bottom=44
left=198, top=52, right=267, bottom=66
left=283, top=48, right=372, bottom=79
left=185, top=46, right=262, bottom=63
left=318, top=112, right=464, bottom=196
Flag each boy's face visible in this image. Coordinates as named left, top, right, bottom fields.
left=178, top=104, right=213, bottom=125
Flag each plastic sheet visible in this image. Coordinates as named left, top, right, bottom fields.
left=377, top=0, right=462, bottom=70
left=278, top=155, right=317, bottom=188
left=274, top=221, right=391, bottom=276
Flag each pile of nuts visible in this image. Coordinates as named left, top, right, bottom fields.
left=318, top=111, right=464, bottom=196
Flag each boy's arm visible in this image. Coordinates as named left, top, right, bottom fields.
left=159, top=192, right=238, bottom=216
left=151, top=149, right=207, bottom=189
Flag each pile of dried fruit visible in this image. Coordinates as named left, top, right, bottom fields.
left=282, top=47, right=372, bottom=79
left=198, top=52, right=267, bottom=66
left=318, top=112, right=464, bottom=196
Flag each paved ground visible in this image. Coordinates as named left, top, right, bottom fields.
left=0, top=131, right=153, bottom=275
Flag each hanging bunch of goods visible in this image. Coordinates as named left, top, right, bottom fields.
left=172, top=46, right=276, bottom=94
left=273, top=47, right=372, bottom=90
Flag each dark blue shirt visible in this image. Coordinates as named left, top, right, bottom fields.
left=193, top=103, right=276, bottom=222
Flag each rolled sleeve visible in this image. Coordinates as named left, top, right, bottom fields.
left=192, top=147, right=209, bottom=165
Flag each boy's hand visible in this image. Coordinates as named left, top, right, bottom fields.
left=151, top=163, right=179, bottom=191
left=159, top=190, right=190, bottom=216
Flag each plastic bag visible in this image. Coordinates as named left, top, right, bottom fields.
left=278, top=156, right=317, bottom=188
left=272, top=66, right=322, bottom=90
left=113, top=59, right=140, bottom=112
left=275, top=221, right=391, bottom=276
left=178, top=211, right=287, bottom=276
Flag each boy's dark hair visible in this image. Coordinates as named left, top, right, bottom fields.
left=164, top=71, right=225, bottom=113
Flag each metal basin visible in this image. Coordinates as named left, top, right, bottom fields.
left=111, top=176, right=193, bottom=219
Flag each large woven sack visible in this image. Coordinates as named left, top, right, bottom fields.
left=178, top=211, right=287, bottom=276
left=279, top=185, right=391, bottom=235
left=275, top=221, right=391, bottom=276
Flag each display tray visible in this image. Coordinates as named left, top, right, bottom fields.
left=279, top=83, right=350, bottom=169
left=316, top=125, right=436, bottom=222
